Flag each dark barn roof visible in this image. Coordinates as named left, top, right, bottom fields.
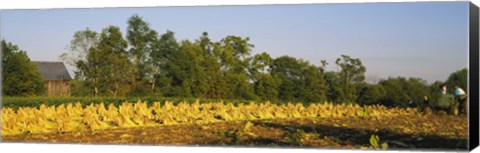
left=32, top=61, right=72, bottom=81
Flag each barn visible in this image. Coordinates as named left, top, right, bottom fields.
left=32, top=61, right=72, bottom=97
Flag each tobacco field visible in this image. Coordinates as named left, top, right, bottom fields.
left=1, top=99, right=468, bottom=151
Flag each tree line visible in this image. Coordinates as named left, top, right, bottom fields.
left=1, top=15, right=468, bottom=107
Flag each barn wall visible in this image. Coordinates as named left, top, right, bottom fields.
left=45, top=80, right=71, bottom=97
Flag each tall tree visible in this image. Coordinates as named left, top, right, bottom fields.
left=59, top=28, right=99, bottom=80
left=2, top=40, right=45, bottom=96
left=182, top=40, right=209, bottom=98
left=270, top=56, right=305, bottom=101
left=250, top=52, right=280, bottom=101
left=206, top=42, right=229, bottom=98
left=150, top=30, right=180, bottom=96
left=218, top=36, right=256, bottom=99
left=126, top=15, right=158, bottom=95
left=300, top=65, right=328, bottom=102
left=98, top=26, right=133, bottom=97
left=60, top=28, right=99, bottom=96
left=335, top=55, right=366, bottom=103
left=196, top=32, right=224, bottom=99
left=80, top=46, right=102, bottom=96
left=77, top=26, right=133, bottom=97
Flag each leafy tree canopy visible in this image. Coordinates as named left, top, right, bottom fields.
left=2, top=40, right=45, bottom=96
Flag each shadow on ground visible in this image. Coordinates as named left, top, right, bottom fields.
left=259, top=121, right=466, bottom=150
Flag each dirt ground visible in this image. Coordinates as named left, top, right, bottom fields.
left=2, top=114, right=468, bottom=151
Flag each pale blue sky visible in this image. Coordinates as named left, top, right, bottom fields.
left=0, top=2, right=469, bottom=83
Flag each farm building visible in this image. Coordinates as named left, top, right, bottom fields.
left=32, top=61, right=72, bottom=97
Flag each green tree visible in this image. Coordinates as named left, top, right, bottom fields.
left=428, top=80, right=445, bottom=105
left=335, top=55, right=366, bottom=103
left=357, top=83, right=386, bottom=105
left=150, top=31, right=221, bottom=98
left=60, top=28, right=99, bottom=81
left=79, top=26, right=133, bottom=97
left=254, top=74, right=282, bottom=101
left=206, top=42, right=229, bottom=98
left=218, top=36, right=256, bottom=99
left=270, top=56, right=305, bottom=101
left=196, top=32, right=224, bottom=99
left=379, top=77, right=429, bottom=107
left=249, top=52, right=279, bottom=101
left=324, top=71, right=345, bottom=103
left=126, top=15, right=158, bottom=95
left=249, top=52, right=273, bottom=81
left=170, top=40, right=206, bottom=98
left=445, top=68, right=467, bottom=93
left=151, top=30, right=185, bottom=97
left=2, top=40, right=45, bottom=96
left=69, top=79, right=90, bottom=96
left=404, top=77, right=430, bottom=104
left=299, top=65, right=328, bottom=103
left=99, top=26, right=134, bottom=97
left=80, top=46, right=103, bottom=96
left=182, top=40, right=210, bottom=98
left=155, top=31, right=209, bottom=98
left=378, top=77, right=406, bottom=107
left=270, top=56, right=327, bottom=102
left=60, top=28, right=99, bottom=96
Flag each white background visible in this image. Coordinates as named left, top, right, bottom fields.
left=0, top=0, right=478, bottom=153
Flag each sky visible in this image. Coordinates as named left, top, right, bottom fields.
left=0, top=1, right=469, bottom=84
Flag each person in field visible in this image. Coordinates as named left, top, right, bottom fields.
left=421, top=96, right=429, bottom=112
left=442, top=85, right=447, bottom=95
left=454, top=86, right=467, bottom=114
left=408, top=100, right=417, bottom=108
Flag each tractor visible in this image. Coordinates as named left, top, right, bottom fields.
left=433, top=94, right=457, bottom=115
left=426, top=94, right=466, bottom=115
